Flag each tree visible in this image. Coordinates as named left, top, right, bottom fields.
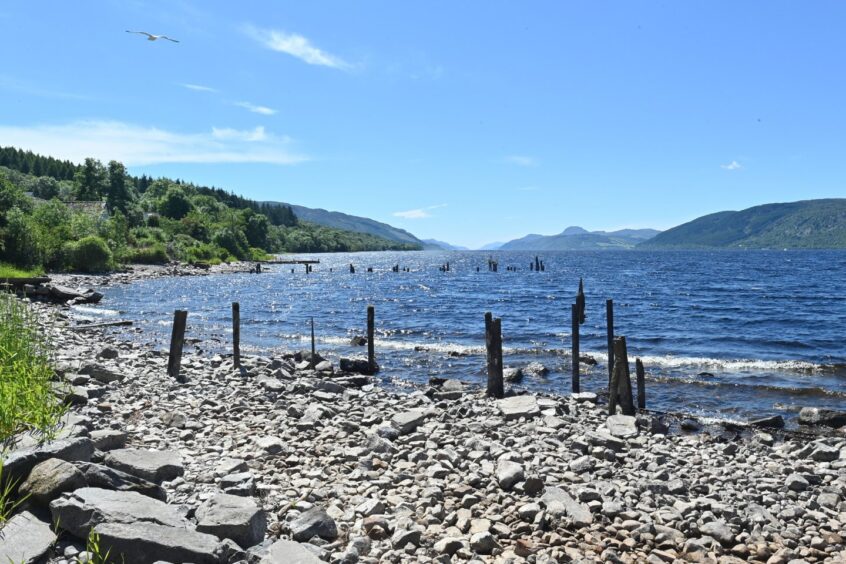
left=0, top=176, right=32, bottom=225
left=244, top=212, right=270, bottom=248
left=31, top=176, right=60, bottom=200
left=1, top=207, right=42, bottom=267
left=105, top=161, right=133, bottom=214
left=73, top=158, right=106, bottom=201
left=158, top=186, right=193, bottom=220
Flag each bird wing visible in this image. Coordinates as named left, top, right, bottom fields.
left=160, top=36, right=180, bottom=43
left=126, top=30, right=155, bottom=38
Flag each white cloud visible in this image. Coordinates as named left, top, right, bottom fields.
left=721, top=160, right=743, bottom=171
left=180, top=83, right=217, bottom=93
left=244, top=25, right=350, bottom=70
left=0, top=120, right=307, bottom=166
left=393, top=204, right=447, bottom=220
left=234, top=101, right=277, bottom=115
left=505, top=155, right=538, bottom=167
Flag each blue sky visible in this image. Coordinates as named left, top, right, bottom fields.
left=1, top=1, right=844, bottom=248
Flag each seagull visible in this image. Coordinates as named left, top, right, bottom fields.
left=126, top=30, right=179, bottom=43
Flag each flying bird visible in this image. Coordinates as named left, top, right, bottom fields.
left=126, top=30, right=179, bottom=43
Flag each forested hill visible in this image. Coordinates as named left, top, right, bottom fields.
left=640, top=199, right=846, bottom=249
left=0, top=146, right=420, bottom=273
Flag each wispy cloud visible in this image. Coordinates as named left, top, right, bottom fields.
left=393, top=204, right=447, bottom=220
left=0, top=74, right=92, bottom=101
left=505, top=155, right=538, bottom=167
left=0, top=120, right=307, bottom=166
left=180, top=83, right=217, bottom=93
left=234, top=101, right=277, bottom=115
left=721, top=160, right=743, bottom=171
left=244, top=25, right=350, bottom=70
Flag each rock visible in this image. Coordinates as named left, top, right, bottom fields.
left=257, top=376, right=286, bottom=392
left=97, top=346, right=119, bottom=360
left=255, top=436, right=284, bottom=455
left=77, top=462, right=167, bottom=501
left=89, top=429, right=128, bottom=451
left=809, top=444, right=840, bottom=462
left=2, top=436, right=94, bottom=482
left=290, top=507, right=338, bottom=542
left=434, top=537, right=465, bottom=555
left=19, top=458, right=86, bottom=505
left=104, top=449, right=184, bottom=483
left=196, top=493, right=267, bottom=549
left=606, top=415, right=638, bottom=438
left=680, top=418, right=701, bottom=431
left=215, top=458, right=248, bottom=476
left=340, top=357, right=372, bottom=373
left=314, top=360, right=333, bottom=373
left=798, top=407, right=846, bottom=428
left=50, top=487, right=188, bottom=539
left=523, top=362, right=549, bottom=378
left=571, top=392, right=598, bottom=403
left=470, top=531, right=500, bottom=555
left=350, top=336, right=368, bottom=347
left=259, top=539, right=323, bottom=563
left=390, top=409, right=428, bottom=435
left=541, top=486, right=593, bottom=528
left=78, top=363, right=124, bottom=384
left=497, top=395, right=540, bottom=421
left=785, top=474, right=809, bottom=492
left=749, top=415, right=785, bottom=429
left=495, top=459, right=525, bottom=491
left=700, top=520, right=734, bottom=546
left=391, top=528, right=422, bottom=549
left=93, top=522, right=222, bottom=564
left=220, top=471, right=256, bottom=496
left=0, top=511, right=57, bottom=564
left=503, top=367, right=523, bottom=383
left=160, top=412, right=187, bottom=429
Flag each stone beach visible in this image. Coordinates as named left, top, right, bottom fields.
left=1, top=265, right=845, bottom=563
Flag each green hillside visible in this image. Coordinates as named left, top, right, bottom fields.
left=500, top=227, right=660, bottom=251
left=641, top=199, right=846, bottom=249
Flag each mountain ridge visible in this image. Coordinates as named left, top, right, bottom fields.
left=498, top=227, right=660, bottom=251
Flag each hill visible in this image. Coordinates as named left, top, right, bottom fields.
left=640, top=199, right=846, bottom=249
left=265, top=202, right=435, bottom=249
left=499, top=227, right=660, bottom=251
left=422, top=239, right=469, bottom=251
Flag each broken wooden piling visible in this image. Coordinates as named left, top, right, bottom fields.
left=606, top=299, right=615, bottom=384
left=367, top=305, right=377, bottom=374
left=167, top=310, right=188, bottom=381
left=571, top=304, right=580, bottom=393
left=636, top=358, right=646, bottom=410
left=485, top=314, right=504, bottom=398
left=232, top=302, right=241, bottom=369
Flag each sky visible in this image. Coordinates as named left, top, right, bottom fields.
left=1, top=1, right=844, bottom=248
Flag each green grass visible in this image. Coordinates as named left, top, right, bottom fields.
left=0, top=263, right=44, bottom=278
left=0, top=293, right=66, bottom=446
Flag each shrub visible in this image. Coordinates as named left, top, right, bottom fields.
left=124, top=244, right=169, bottom=264
left=212, top=227, right=249, bottom=260
left=64, top=236, right=112, bottom=272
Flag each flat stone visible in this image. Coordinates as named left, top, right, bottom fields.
left=606, top=415, right=638, bottom=438
left=503, top=367, right=523, bottom=383
left=259, top=539, right=323, bottom=563
left=255, top=436, right=284, bottom=455
left=391, top=409, right=428, bottom=435
left=104, top=448, right=183, bottom=483
left=93, top=522, right=221, bottom=564
left=749, top=415, right=785, bottom=429
left=541, top=486, right=593, bottom=528
left=19, top=458, right=86, bottom=505
left=391, top=528, right=422, bottom=549
left=571, top=392, right=598, bottom=403
left=77, top=462, right=167, bottom=501
left=220, top=471, right=256, bottom=496
left=2, top=437, right=94, bottom=482
left=495, top=459, right=525, bottom=491
left=497, top=395, right=540, bottom=421
left=196, top=493, right=267, bottom=549
left=89, top=429, right=128, bottom=451
left=786, top=474, right=809, bottom=492
left=215, top=458, right=248, bottom=476
left=257, top=376, right=286, bottom=392
left=290, top=507, right=338, bottom=542
left=50, top=487, right=189, bottom=539
left=0, top=511, right=57, bottom=564
left=798, top=407, right=846, bottom=428
left=470, top=531, right=500, bottom=555
left=810, top=444, right=840, bottom=462
left=78, top=363, right=124, bottom=384
left=700, top=520, right=734, bottom=546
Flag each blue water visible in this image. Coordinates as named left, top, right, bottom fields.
left=77, top=250, right=846, bottom=424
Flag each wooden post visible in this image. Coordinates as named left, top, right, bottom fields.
left=310, top=317, right=316, bottom=369
left=486, top=316, right=504, bottom=398
left=609, top=348, right=622, bottom=415
left=577, top=278, right=586, bottom=324
left=571, top=304, right=580, bottom=393
left=611, top=336, right=635, bottom=415
left=232, top=302, right=241, bottom=369
left=636, top=358, right=646, bottom=410
left=167, top=310, right=188, bottom=381
left=606, top=299, right=615, bottom=384
left=367, top=305, right=376, bottom=374
left=484, top=312, right=493, bottom=381
left=620, top=337, right=634, bottom=415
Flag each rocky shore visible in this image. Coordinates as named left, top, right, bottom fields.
left=1, top=283, right=845, bottom=563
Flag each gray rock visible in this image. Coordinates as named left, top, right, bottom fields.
left=215, top=458, right=248, bottom=476
left=497, top=395, right=540, bottom=421
left=749, top=415, right=785, bottom=429
left=495, top=459, right=525, bottom=491
left=78, top=363, right=124, bottom=384
left=89, top=429, right=128, bottom=451
left=503, top=367, right=523, bottom=383
left=798, top=407, right=846, bottom=428
left=160, top=412, right=187, bottom=429
left=97, top=346, right=119, bottom=360
left=259, top=539, right=323, bottom=563
left=390, top=409, right=428, bottom=435
left=104, top=448, right=183, bottom=483
left=391, top=528, right=422, bottom=549
left=541, top=486, right=593, bottom=527
left=220, top=471, right=256, bottom=496
left=786, top=473, right=809, bottom=492
left=290, top=507, right=338, bottom=542
left=257, top=376, right=286, bottom=392
left=93, top=522, right=222, bottom=564
left=77, top=462, right=167, bottom=501
left=470, top=531, right=499, bottom=555
left=2, top=436, right=94, bottom=482
left=810, top=444, right=840, bottom=462
left=571, top=392, right=598, bottom=403
left=0, top=511, right=57, bottom=564
left=19, top=458, right=86, bottom=505
left=606, top=415, right=638, bottom=438
left=699, top=520, right=734, bottom=546
left=340, top=357, right=371, bottom=373
left=523, top=362, right=549, bottom=378
left=434, top=537, right=465, bottom=555
left=196, top=493, right=267, bottom=549
left=50, top=487, right=188, bottom=539
left=255, top=436, right=284, bottom=455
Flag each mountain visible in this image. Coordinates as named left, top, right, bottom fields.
left=499, top=227, right=660, bottom=251
left=478, top=242, right=506, bottom=251
left=264, top=202, right=437, bottom=250
left=422, top=239, right=469, bottom=251
left=640, top=199, right=846, bottom=249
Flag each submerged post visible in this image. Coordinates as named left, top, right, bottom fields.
left=232, top=302, right=241, bottom=369
left=367, top=305, right=376, bottom=374
left=486, top=316, right=504, bottom=398
left=606, top=299, right=615, bottom=384
left=636, top=358, right=646, bottom=410
left=310, top=317, right=316, bottom=369
left=167, top=309, right=188, bottom=381
left=484, top=312, right=493, bottom=380
left=571, top=304, right=580, bottom=393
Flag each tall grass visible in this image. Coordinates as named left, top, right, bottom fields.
left=0, top=263, right=44, bottom=278
left=0, top=293, right=66, bottom=446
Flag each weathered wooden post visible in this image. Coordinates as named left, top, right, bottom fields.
left=367, top=305, right=376, bottom=374
left=636, top=358, right=646, bottom=410
left=620, top=337, right=635, bottom=415
left=232, top=302, right=241, bottom=369
left=310, top=317, right=316, bottom=369
left=606, top=299, right=615, bottom=384
left=486, top=316, right=504, bottom=398
left=484, top=312, right=493, bottom=378
left=571, top=303, right=580, bottom=393
left=609, top=337, right=635, bottom=415
left=577, top=278, right=586, bottom=324
left=167, top=309, right=188, bottom=381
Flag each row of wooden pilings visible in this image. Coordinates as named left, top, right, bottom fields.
left=165, top=283, right=645, bottom=414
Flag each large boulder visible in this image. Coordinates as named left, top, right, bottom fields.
left=606, top=415, right=638, bottom=439
left=19, top=458, right=86, bottom=505
left=541, top=486, right=593, bottom=528
left=390, top=410, right=428, bottom=435
left=259, top=539, right=323, bottom=563
left=93, top=522, right=222, bottom=564
left=77, top=462, right=167, bottom=501
left=289, top=507, right=338, bottom=542
left=0, top=511, right=57, bottom=564
left=497, top=395, right=540, bottom=421
left=523, top=362, right=549, bottom=378
left=2, top=437, right=94, bottom=482
left=50, top=487, right=189, bottom=539
left=195, top=493, right=267, bottom=549
left=104, top=448, right=184, bottom=483
left=799, top=407, right=846, bottom=428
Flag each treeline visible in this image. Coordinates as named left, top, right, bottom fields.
left=0, top=147, right=419, bottom=273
